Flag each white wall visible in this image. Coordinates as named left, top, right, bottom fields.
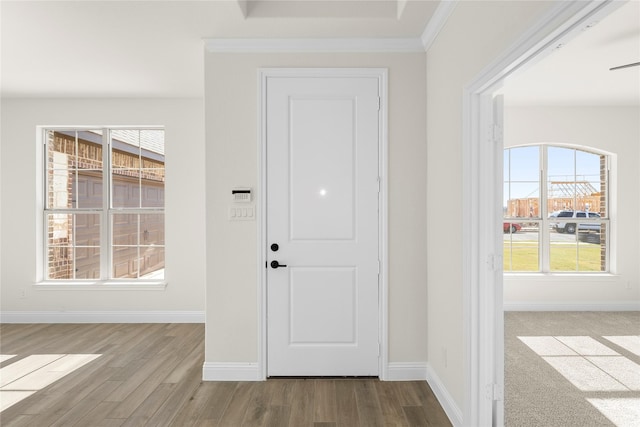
left=426, top=0, right=557, bottom=412
left=0, top=98, right=206, bottom=316
left=503, top=106, right=640, bottom=308
left=204, top=53, right=428, bottom=366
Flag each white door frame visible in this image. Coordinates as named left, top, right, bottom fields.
left=463, top=1, right=622, bottom=425
left=257, top=68, right=389, bottom=380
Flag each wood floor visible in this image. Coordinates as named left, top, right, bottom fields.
left=0, top=323, right=451, bottom=426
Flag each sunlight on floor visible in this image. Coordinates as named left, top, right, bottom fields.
left=0, top=354, right=101, bottom=412
left=588, top=398, right=640, bottom=427
left=604, top=336, right=640, bottom=357
left=518, top=336, right=640, bottom=426
left=543, top=356, right=629, bottom=391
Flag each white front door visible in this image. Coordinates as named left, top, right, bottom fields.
left=265, top=72, right=380, bottom=376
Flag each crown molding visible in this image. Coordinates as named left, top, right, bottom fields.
left=206, top=1, right=461, bottom=55
left=205, top=38, right=425, bottom=53
left=421, top=0, right=458, bottom=52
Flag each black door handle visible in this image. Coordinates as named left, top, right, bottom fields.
left=270, top=260, right=287, bottom=269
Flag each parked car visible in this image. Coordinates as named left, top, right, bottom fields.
left=551, top=210, right=601, bottom=234
left=503, top=222, right=522, bottom=233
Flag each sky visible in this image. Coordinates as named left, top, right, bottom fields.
left=504, top=145, right=601, bottom=207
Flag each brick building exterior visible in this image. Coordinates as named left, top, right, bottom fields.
left=46, top=131, right=165, bottom=279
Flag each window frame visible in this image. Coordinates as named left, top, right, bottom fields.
left=37, top=126, right=166, bottom=288
left=503, top=144, right=612, bottom=274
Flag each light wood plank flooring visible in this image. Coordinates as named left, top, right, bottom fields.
left=0, top=323, right=451, bottom=426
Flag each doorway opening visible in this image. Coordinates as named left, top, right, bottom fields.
left=499, top=1, right=634, bottom=425
left=464, top=1, right=624, bottom=425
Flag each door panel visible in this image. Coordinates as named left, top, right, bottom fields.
left=290, top=97, right=356, bottom=241
left=290, top=267, right=356, bottom=344
left=266, top=75, right=380, bottom=376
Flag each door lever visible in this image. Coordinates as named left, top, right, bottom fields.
left=270, top=260, right=287, bottom=269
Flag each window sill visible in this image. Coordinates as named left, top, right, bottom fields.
left=504, top=273, right=620, bottom=282
left=34, top=281, right=167, bottom=291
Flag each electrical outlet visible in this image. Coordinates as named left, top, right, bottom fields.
left=19, top=289, right=27, bottom=299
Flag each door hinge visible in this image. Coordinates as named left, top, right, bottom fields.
left=487, top=254, right=503, bottom=271
left=377, top=97, right=381, bottom=111
left=377, top=176, right=381, bottom=193
left=492, top=123, right=503, bottom=143
left=486, top=383, right=503, bottom=401
left=377, top=260, right=381, bottom=274
left=378, top=342, right=381, bottom=357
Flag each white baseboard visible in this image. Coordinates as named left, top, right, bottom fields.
left=202, top=362, right=261, bottom=381
left=503, top=301, right=640, bottom=312
left=425, top=363, right=463, bottom=427
left=386, top=362, right=428, bottom=381
left=0, top=310, right=205, bottom=323
left=201, top=361, right=428, bottom=382
left=198, top=361, right=452, bottom=383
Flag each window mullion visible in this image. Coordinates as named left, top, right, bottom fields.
left=137, top=133, right=142, bottom=279
left=137, top=214, right=141, bottom=279
left=101, top=129, right=111, bottom=280
left=540, top=145, right=550, bottom=272
left=73, top=132, right=79, bottom=279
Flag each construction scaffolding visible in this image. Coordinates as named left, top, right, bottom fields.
left=506, top=180, right=602, bottom=217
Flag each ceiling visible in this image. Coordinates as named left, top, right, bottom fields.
left=502, top=0, right=640, bottom=106
left=1, top=0, right=638, bottom=105
left=0, top=0, right=436, bottom=98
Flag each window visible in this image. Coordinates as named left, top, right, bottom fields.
left=43, top=128, right=165, bottom=281
left=503, top=145, right=609, bottom=273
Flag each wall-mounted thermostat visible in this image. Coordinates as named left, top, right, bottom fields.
left=232, top=188, right=252, bottom=203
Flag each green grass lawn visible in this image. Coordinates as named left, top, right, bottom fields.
left=504, top=243, right=602, bottom=272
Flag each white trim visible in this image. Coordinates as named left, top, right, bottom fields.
left=386, top=362, right=427, bottom=381
left=38, top=126, right=166, bottom=282
left=420, top=0, right=458, bottom=51
left=504, top=273, right=621, bottom=282
left=258, top=68, right=389, bottom=380
left=205, top=38, right=425, bottom=53
left=202, top=362, right=261, bottom=381
left=35, top=128, right=45, bottom=282
left=0, top=310, right=205, bottom=324
left=34, top=281, right=167, bottom=291
left=257, top=68, right=268, bottom=382
left=504, top=301, right=640, bottom=312
left=464, top=1, right=619, bottom=95
left=426, top=363, right=464, bottom=427
left=462, top=1, right=621, bottom=426
left=378, top=70, right=390, bottom=381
